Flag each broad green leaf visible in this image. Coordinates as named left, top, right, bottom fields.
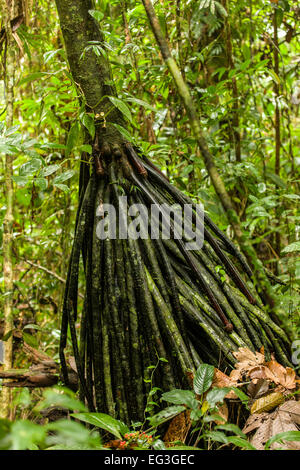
left=206, top=430, right=229, bottom=444
left=167, top=445, right=201, bottom=450
left=46, top=420, right=102, bottom=449
left=282, top=242, right=300, bottom=254
left=108, top=96, right=132, bottom=123
left=78, top=144, right=92, bottom=154
left=66, top=122, right=80, bottom=157
left=88, top=9, right=104, bottom=21
left=34, top=177, right=48, bottom=191
left=206, top=387, right=230, bottom=408
left=71, top=413, right=129, bottom=439
left=40, top=164, right=60, bottom=177
left=152, top=439, right=166, bottom=450
left=111, top=123, right=134, bottom=142
left=265, top=169, right=287, bottom=189
left=23, top=324, right=44, bottom=332
left=147, top=405, right=186, bottom=428
left=22, top=332, right=38, bottom=349
left=19, top=159, right=42, bottom=177
left=53, top=170, right=75, bottom=184
left=193, top=364, right=215, bottom=395
left=8, top=420, right=46, bottom=450
left=54, top=183, right=71, bottom=193
left=126, top=96, right=157, bottom=112
left=19, top=72, right=48, bottom=85
left=40, top=143, right=66, bottom=150
left=80, top=113, right=95, bottom=139
left=161, top=389, right=197, bottom=409
left=12, top=175, right=28, bottom=187
left=39, top=388, right=87, bottom=413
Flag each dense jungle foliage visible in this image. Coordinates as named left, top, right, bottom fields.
left=0, top=0, right=299, bottom=452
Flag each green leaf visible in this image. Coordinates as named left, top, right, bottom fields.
left=88, top=9, right=104, bottom=21
left=230, top=387, right=249, bottom=407
left=126, top=96, right=157, bottom=112
left=45, top=420, right=102, bottom=449
left=53, top=170, right=75, bottom=184
left=108, top=96, right=132, bottom=123
left=227, top=436, right=256, bottom=450
left=54, top=183, right=71, bottom=193
left=282, top=242, right=300, bottom=254
left=161, top=389, right=198, bottom=409
left=22, top=332, right=38, bottom=349
left=206, top=430, right=229, bottom=444
left=216, top=423, right=247, bottom=439
left=9, top=420, right=46, bottom=450
left=206, top=387, right=230, bottom=408
left=78, top=144, right=93, bottom=154
left=265, top=169, right=287, bottom=189
left=19, top=72, right=48, bottom=85
left=23, top=324, right=44, bottom=332
left=265, top=431, right=300, bottom=450
left=12, top=175, right=28, bottom=187
left=40, top=164, right=60, bottom=177
left=167, top=445, right=201, bottom=450
left=71, top=413, right=129, bottom=439
left=111, top=123, right=134, bottom=142
left=19, top=159, right=42, bottom=177
left=39, top=388, right=87, bottom=413
left=80, top=113, right=95, bottom=139
left=193, top=364, right=215, bottom=395
left=152, top=439, right=166, bottom=450
left=147, top=405, right=186, bottom=428
left=66, top=122, right=80, bottom=157
left=34, top=177, right=48, bottom=191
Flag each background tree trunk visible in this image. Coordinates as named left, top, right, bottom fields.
left=0, top=0, right=16, bottom=419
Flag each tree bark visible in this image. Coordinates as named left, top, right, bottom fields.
left=55, top=0, right=126, bottom=147
left=0, top=0, right=16, bottom=419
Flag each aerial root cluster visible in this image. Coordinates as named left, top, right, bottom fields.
left=60, top=142, right=291, bottom=423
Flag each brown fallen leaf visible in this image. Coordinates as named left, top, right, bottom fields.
left=278, top=400, right=300, bottom=425
left=244, top=399, right=300, bottom=450
left=250, top=392, right=285, bottom=414
left=163, top=410, right=191, bottom=447
left=265, top=360, right=297, bottom=390
left=230, top=348, right=265, bottom=382
left=242, top=412, right=269, bottom=435
left=247, top=378, right=269, bottom=400
left=212, top=368, right=237, bottom=399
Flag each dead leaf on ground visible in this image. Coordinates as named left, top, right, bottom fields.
left=265, top=360, right=298, bottom=390
left=244, top=400, right=300, bottom=450
left=247, top=378, right=269, bottom=399
left=250, top=392, right=285, bottom=414
left=230, top=348, right=265, bottom=382
left=212, top=368, right=237, bottom=399
left=163, top=410, right=191, bottom=447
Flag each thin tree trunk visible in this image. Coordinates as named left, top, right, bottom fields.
left=0, top=0, right=16, bottom=419
left=223, top=0, right=241, bottom=163
left=273, top=8, right=281, bottom=274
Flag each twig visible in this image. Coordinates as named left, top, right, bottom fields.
left=23, top=259, right=84, bottom=299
